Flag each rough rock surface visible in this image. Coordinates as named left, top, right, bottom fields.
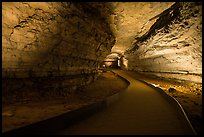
left=110, top=2, right=174, bottom=53
left=2, top=2, right=202, bottom=101
left=2, top=2, right=115, bottom=78
left=2, top=2, right=116, bottom=98
left=125, top=2, right=202, bottom=83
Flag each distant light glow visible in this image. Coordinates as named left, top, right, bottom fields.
left=123, top=58, right=128, bottom=69
left=104, top=61, right=112, bottom=67
left=118, top=58, right=121, bottom=67
left=152, top=84, right=160, bottom=87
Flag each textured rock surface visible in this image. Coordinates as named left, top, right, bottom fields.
left=2, top=2, right=115, bottom=78
left=110, top=2, right=174, bottom=53
left=124, top=2, right=202, bottom=83
left=2, top=2, right=116, bottom=100
left=2, top=2, right=202, bottom=99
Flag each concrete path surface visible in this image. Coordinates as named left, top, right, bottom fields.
left=58, top=70, right=196, bottom=135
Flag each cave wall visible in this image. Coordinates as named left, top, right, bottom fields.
left=125, top=2, right=202, bottom=83
left=2, top=2, right=202, bottom=102
left=2, top=2, right=115, bottom=101
left=2, top=2, right=115, bottom=78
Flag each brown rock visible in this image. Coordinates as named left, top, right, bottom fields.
left=168, top=88, right=176, bottom=92
left=2, top=111, right=14, bottom=117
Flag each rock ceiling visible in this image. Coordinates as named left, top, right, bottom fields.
left=109, top=2, right=175, bottom=53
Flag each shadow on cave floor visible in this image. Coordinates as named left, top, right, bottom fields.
left=2, top=71, right=128, bottom=133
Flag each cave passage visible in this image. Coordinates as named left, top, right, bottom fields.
left=102, top=52, right=124, bottom=69
left=2, top=2, right=202, bottom=135
left=59, top=70, right=196, bottom=135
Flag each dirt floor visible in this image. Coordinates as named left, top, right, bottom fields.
left=2, top=71, right=128, bottom=133
left=2, top=70, right=202, bottom=134
left=123, top=70, right=202, bottom=135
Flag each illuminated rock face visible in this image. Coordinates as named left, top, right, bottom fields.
left=2, top=2, right=115, bottom=78
left=110, top=2, right=174, bottom=53
left=125, top=2, right=202, bottom=83
left=2, top=2, right=202, bottom=85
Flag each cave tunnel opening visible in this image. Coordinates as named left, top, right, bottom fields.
left=102, top=52, right=128, bottom=69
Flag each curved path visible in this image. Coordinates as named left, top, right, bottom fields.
left=59, top=70, right=195, bottom=135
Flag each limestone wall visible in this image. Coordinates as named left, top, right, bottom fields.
left=125, top=2, right=202, bottom=83
left=2, top=2, right=115, bottom=78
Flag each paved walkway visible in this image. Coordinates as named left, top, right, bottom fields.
left=59, top=70, right=195, bottom=135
